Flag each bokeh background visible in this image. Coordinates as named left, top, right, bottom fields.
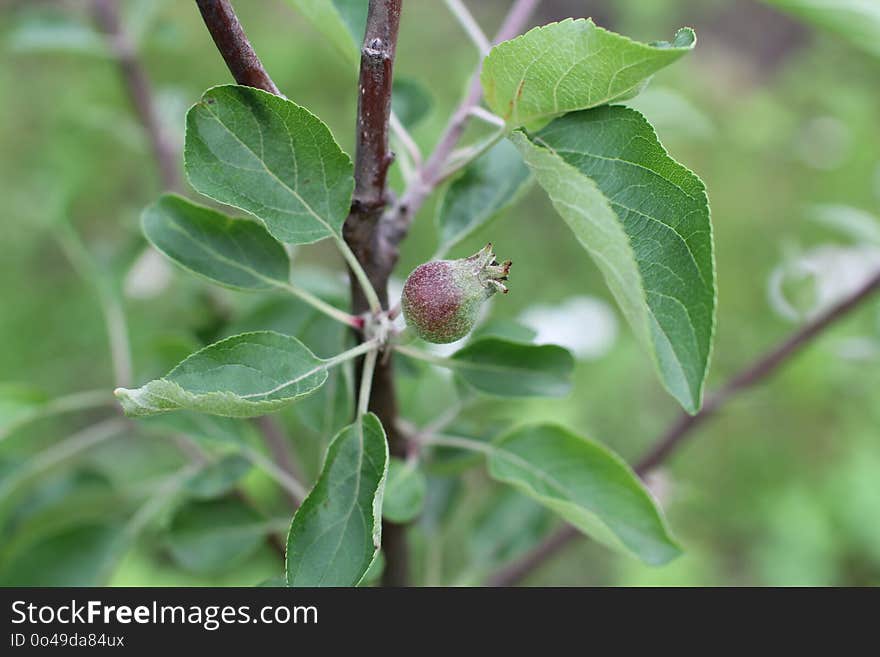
left=2, top=0, right=879, bottom=586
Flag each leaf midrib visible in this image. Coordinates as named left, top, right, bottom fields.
left=198, top=101, right=338, bottom=238
left=159, top=212, right=285, bottom=288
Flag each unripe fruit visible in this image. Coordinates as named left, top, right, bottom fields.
left=401, top=243, right=512, bottom=344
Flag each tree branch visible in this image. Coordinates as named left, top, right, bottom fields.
left=345, top=0, right=537, bottom=586
left=488, top=268, right=880, bottom=586
left=92, top=0, right=179, bottom=189
left=194, top=0, right=281, bottom=95
left=342, top=0, right=406, bottom=587
left=635, top=268, right=880, bottom=474
left=385, top=0, right=540, bottom=247
left=353, top=4, right=400, bottom=214
left=343, top=0, right=402, bottom=294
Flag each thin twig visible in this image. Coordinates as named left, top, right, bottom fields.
left=101, top=293, right=134, bottom=388
left=239, top=442, right=308, bottom=504
left=0, top=418, right=128, bottom=498
left=634, top=268, right=880, bottom=474
left=386, top=0, right=539, bottom=247
left=144, top=429, right=289, bottom=560
left=251, top=416, right=308, bottom=506
left=194, top=0, right=281, bottom=95
left=275, top=280, right=364, bottom=329
left=488, top=268, right=880, bottom=586
left=485, top=525, right=580, bottom=587
left=96, top=462, right=203, bottom=584
left=437, top=128, right=505, bottom=182
left=0, top=390, right=115, bottom=442
left=469, top=105, right=506, bottom=127
left=390, top=110, right=422, bottom=166
left=92, top=0, right=179, bottom=189
left=444, top=0, right=491, bottom=55
left=56, top=219, right=134, bottom=388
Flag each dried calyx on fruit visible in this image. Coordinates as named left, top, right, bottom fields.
left=401, top=243, right=512, bottom=344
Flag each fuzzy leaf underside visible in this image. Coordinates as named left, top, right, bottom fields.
left=115, top=332, right=328, bottom=418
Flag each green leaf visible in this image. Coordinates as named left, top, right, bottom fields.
left=286, top=413, right=388, bottom=587
left=224, top=291, right=347, bottom=359
left=481, top=18, right=695, bottom=128
left=436, top=140, right=532, bottom=253
left=382, top=458, right=427, bottom=523
left=0, top=384, right=48, bottom=440
left=392, top=78, right=433, bottom=129
left=142, top=194, right=289, bottom=291
left=488, top=424, right=681, bottom=565
left=224, top=296, right=354, bottom=447
left=0, top=472, right=122, bottom=566
left=0, top=524, right=120, bottom=586
left=469, top=489, right=551, bottom=571
left=450, top=338, right=574, bottom=397
left=473, top=319, right=537, bottom=343
left=425, top=429, right=488, bottom=476
left=332, top=0, right=369, bottom=44
left=359, top=549, right=385, bottom=585
left=511, top=105, right=715, bottom=413
left=765, top=0, right=880, bottom=58
left=283, top=0, right=365, bottom=64
left=7, top=10, right=109, bottom=57
left=184, top=454, right=252, bottom=499
left=185, top=85, right=354, bottom=245
left=115, top=332, right=329, bottom=418
left=166, top=498, right=268, bottom=574
left=137, top=412, right=250, bottom=448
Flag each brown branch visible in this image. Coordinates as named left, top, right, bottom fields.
left=353, top=8, right=399, bottom=213
left=489, top=268, right=880, bottom=586
left=194, top=0, right=281, bottom=95
left=92, top=0, right=179, bottom=189
left=343, top=0, right=402, bottom=288
left=353, top=0, right=538, bottom=587
left=386, top=0, right=540, bottom=247
left=486, top=525, right=579, bottom=587
left=342, top=0, right=406, bottom=587
left=635, top=268, right=880, bottom=474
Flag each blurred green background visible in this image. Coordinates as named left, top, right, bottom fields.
left=1, top=0, right=879, bottom=587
